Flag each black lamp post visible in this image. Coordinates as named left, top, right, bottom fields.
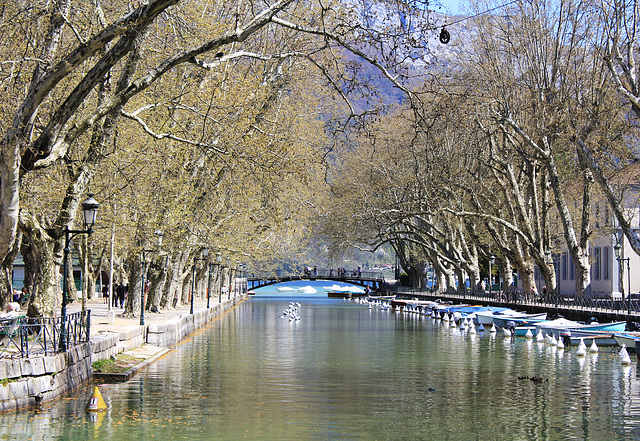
left=216, top=252, right=222, bottom=304
left=206, top=260, right=213, bottom=309
left=488, top=255, right=495, bottom=297
left=456, top=259, right=466, bottom=299
left=60, top=194, right=99, bottom=352
left=615, top=243, right=632, bottom=315
left=140, top=230, right=163, bottom=326
left=227, top=258, right=232, bottom=300
left=235, top=261, right=240, bottom=298
left=191, top=248, right=209, bottom=314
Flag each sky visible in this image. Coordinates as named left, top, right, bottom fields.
left=434, top=0, right=466, bottom=15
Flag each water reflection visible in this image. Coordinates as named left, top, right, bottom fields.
left=1, top=297, right=640, bottom=439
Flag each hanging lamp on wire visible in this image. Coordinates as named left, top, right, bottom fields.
left=439, top=26, right=451, bottom=44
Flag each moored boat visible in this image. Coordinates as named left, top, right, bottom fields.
left=535, top=318, right=626, bottom=333
left=613, top=333, right=640, bottom=351
left=492, top=313, right=548, bottom=328
left=475, top=309, right=545, bottom=326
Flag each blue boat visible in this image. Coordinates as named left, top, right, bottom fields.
left=492, top=313, right=548, bottom=328
left=535, top=318, right=626, bottom=333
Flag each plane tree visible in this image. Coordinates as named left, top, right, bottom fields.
left=2, top=0, right=440, bottom=314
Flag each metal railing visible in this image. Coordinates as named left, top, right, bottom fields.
left=395, top=287, right=640, bottom=317
left=0, top=310, right=91, bottom=358
left=251, top=270, right=384, bottom=280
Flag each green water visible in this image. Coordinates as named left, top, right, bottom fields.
left=2, top=296, right=640, bottom=440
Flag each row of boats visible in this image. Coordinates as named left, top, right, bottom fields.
left=386, top=298, right=640, bottom=351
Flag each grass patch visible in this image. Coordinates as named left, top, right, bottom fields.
left=92, top=354, right=145, bottom=374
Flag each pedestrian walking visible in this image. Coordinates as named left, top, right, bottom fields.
left=116, top=282, right=126, bottom=308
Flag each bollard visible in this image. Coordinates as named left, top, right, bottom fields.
left=87, top=386, right=107, bottom=412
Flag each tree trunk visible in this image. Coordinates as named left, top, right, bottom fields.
left=147, top=255, right=168, bottom=312
left=18, top=212, right=62, bottom=317
left=500, top=257, right=514, bottom=293
left=124, top=256, right=142, bottom=317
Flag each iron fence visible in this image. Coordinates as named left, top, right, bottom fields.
left=0, top=310, right=91, bottom=358
left=395, top=286, right=640, bottom=317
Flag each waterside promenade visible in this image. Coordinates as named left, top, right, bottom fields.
left=0, top=294, right=245, bottom=412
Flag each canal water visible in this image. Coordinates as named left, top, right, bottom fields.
left=2, top=287, right=640, bottom=440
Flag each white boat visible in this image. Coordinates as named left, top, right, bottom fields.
left=536, top=318, right=626, bottom=333
left=491, top=313, right=548, bottom=328
left=613, top=333, right=640, bottom=351
left=475, top=309, right=543, bottom=326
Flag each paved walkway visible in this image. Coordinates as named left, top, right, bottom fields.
left=67, top=296, right=216, bottom=334
left=66, top=296, right=237, bottom=369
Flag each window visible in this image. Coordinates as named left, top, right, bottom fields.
left=603, top=246, right=610, bottom=280
left=593, top=247, right=601, bottom=281
left=562, top=252, right=568, bottom=280
left=569, top=256, right=575, bottom=280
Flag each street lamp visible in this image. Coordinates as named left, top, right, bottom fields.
left=216, top=252, right=222, bottom=304
left=489, top=255, right=495, bottom=298
left=235, top=261, right=240, bottom=298
left=614, top=243, right=631, bottom=315
left=140, top=230, right=163, bottom=326
left=206, top=258, right=213, bottom=309
left=456, top=259, right=466, bottom=299
left=60, top=194, right=99, bottom=352
left=191, top=248, right=209, bottom=315
left=227, top=257, right=232, bottom=300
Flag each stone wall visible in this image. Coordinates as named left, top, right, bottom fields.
left=0, top=295, right=245, bottom=412
left=0, top=343, right=92, bottom=412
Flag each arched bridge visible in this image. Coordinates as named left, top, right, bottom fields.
left=248, top=270, right=387, bottom=292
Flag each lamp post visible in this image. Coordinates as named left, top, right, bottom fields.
left=206, top=260, right=213, bottom=309
left=235, top=261, right=240, bottom=298
left=456, top=259, right=466, bottom=299
left=489, top=255, right=495, bottom=298
left=60, top=194, right=99, bottom=352
left=140, top=231, right=163, bottom=326
left=191, top=248, right=209, bottom=315
left=227, top=258, right=232, bottom=300
left=615, top=244, right=632, bottom=315
left=216, top=252, right=222, bottom=304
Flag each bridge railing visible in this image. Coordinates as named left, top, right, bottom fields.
left=250, top=270, right=385, bottom=281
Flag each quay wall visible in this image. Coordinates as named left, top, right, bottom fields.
left=0, top=295, right=245, bottom=412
